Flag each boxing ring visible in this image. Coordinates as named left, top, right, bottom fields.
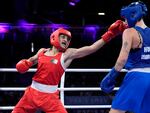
left=0, top=68, right=127, bottom=111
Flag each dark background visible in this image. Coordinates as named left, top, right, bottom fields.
left=0, top=0, right=149, bottom=25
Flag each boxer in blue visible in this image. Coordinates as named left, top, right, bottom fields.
left=100, top=1, right=150, bottom=113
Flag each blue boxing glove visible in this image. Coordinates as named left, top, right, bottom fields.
left=100, top=67, right=119, bottom=93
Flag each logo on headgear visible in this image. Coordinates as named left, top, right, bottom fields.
left=50, top=28, right=72, bottom=52
left=120, top=1, right=147, bottom=27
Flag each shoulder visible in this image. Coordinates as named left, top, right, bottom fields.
left=64, top=48, right=73, bottom=57
left=64, top=48, right=77, bottom=54
left=123, top=28, right=137, bottom=35
left=123, top=28, right=137, bottom=40
left=63, top=48, right=77, bottom=59
left=37, top=48, right=49, bottom=54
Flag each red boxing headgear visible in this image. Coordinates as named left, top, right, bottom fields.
left=50, top=28, right=72, bottom=51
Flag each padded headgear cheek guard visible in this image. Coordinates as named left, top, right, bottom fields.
left=50, top=28, right=72, bottom=51
left=120, top=1, right=147, bottom=27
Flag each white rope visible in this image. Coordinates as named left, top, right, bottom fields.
left=0, top=87, right=26, bottom=91
left=65, top=105, right=111, bottom=109
left=0, top=68, right=128, bottom=72
left=0, top=106, right=14, bottom=110
left=0, top=87, right=119, bottom=91
left=0, top=105, right=111, bottom=110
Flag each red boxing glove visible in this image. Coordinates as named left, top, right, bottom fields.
left=16, top=59, right=33, bottom=74
left=102, top=20, right=128, bottom=43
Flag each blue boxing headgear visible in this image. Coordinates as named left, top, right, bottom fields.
left=120, top=1, right=147, bottom=27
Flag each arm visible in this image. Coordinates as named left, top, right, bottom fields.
left=16, top=48, right=46, bottom=74
left=65, top=20, right=127, bottom=59
left=66, top=38, right=105, bottom=59
left=63, top=39, right=105, bottom=68
left=100, top=28, right=133, bottom=93
left=114, top=28, right=133, bottom=71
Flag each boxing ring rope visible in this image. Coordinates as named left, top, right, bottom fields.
left=0, top=68, right=127, bottom=110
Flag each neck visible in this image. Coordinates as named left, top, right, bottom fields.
left=136, top=19, right=147, bottom=28
left=50, top=47, right=59, bottom=55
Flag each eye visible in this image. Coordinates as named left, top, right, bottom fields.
left=65, top=36, right=70, bottom=41
left=59, top=34, right=65, bottom=39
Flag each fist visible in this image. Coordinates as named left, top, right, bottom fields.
left=102, top=20, right=128, bottom=43
left=100, top=67, right=119, bottom=93
left=108, top=20, right=128, bottom=35
left=16, top=59, right=33, bottom=74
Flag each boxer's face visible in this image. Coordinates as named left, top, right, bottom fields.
left=59, top=34, right=71, bottom=49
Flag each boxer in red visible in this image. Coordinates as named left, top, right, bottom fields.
left=12, top=20, right=127, bottom=113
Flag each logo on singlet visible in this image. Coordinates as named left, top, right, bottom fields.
left=141, top=47, right=150, bottom=60
left=50, top=59, right=58, bottom=64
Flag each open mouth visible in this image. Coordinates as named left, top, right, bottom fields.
left=61, top=42, right=67, bottom=47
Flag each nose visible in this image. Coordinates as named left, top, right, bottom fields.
left=64, top=37, right=68, bottom=41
